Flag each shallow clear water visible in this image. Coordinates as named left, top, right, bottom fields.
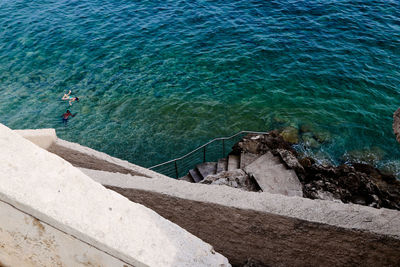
left=0, top=0, right=399, bottom=174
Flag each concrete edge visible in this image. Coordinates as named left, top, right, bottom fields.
left=53, top=138, right=169, bottom=180
left=14, top=128, right=57, bottom=150
left=79, top=168, right=400, bottom=240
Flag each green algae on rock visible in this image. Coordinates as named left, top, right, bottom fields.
left=279, top=126, right=299, bottom=144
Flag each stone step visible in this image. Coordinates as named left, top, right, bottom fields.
left=227, top=154, right=240, bottom=171
left=217, top=158, right=228, bottom=173
left=244, top=152, right=302, bottom=197
left=189, top=168, right=203, bottom=183
left=196, top=162, right=217, bottom=180
left=240, top=152, right=260, bottom=169
left=179, top=174, right=195, bottom=183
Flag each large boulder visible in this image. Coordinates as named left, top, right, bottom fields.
left=276, top=149, right=305, bottom=174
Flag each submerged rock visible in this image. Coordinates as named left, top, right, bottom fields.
left=301, top=133, right=320, bottom=148
left=300, top=123, right=314, bottom=134
left=313, top=130, right=331, bottom=143
left=279, top=126, right=299, bottom=144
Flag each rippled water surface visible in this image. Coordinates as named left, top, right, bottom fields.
left=0, top=0, right=399, bottom=174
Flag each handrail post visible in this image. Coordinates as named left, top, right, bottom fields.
left=222, top=139, right=225, bottom=157
left=174, top=161, right=178, bottom=178
left=203, top=145, right=206, bottom=163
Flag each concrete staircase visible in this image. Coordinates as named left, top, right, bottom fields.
left=183, top=155, right=241, bottom=183
left=183, top=153, right=264, bottom=183
left=182, top=151, right=303, bottom=197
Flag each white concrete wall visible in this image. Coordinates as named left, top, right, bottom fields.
left=0, top=123, right=230, bottom=266
left=14, top=128, right=57, bottom=150
left=0, top=200, right=129, bottom=267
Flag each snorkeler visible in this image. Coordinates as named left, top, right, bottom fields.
left=62, top=90, right=79, bottom=106
left=62, top=110, right=77, bottom=125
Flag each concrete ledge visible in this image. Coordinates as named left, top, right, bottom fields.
left=80, top=168, right=400, bottom=266
left=48, top=138, right=169, bottom=179
left=14, top=128, right=57, bottom=150
left=0, top=124, right=230, bottom=266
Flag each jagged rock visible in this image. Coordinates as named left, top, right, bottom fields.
left=279, top=126, right=299, bottom=144
left=232, top=132, right=294, bottom=156
left=227, top=130, right=400, bottom=211
left=262, top=131, right=294, bottom=152
left=236, top=139, right=261, bottom=154
left=393, top=107, right=400, bottom=143
left=276, top=149, right=304, bottom=173
left=299, top=157, right=315, bottom=168
left=300, top=161, right=400, bottom=210
left=200, top=169, right=259, bottom=192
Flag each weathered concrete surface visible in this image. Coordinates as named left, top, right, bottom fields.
left=393, top=107, right=400, bottom=143
left=239, top=152, right=259, bottom=169
left=189, top=168, right=203, bottom=183
left=197, top=162, right=217, bottom=179
left=14, top=128, right=57, bottom=150
left=109, top=186, right=400, bottom=266
left=227, top=155, right=240, bottom=171
left=0, top=124, right=230, bottom=266
left=79, top=168, right=400, bottom=240
left=0, top=200, right=129, bottom=267
left=48, top=138, right=168, bottom=179
left=80, top=168, right=400, bottom=265
left=217, top=158, right=228, bottom=173
left=244, top=152, right=303, bottom=197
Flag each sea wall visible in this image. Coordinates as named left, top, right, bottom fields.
left=80, top=168, right=400, bottom=266
left=0, top=124, right=230, bottom=266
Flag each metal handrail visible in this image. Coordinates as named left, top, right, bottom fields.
left=149, top=130, right=269, bottom=178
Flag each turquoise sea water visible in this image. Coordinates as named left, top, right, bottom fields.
left=0, top=0, right=399, bottom=175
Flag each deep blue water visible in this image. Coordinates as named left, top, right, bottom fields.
left=0, top=0, right=399, bottom=175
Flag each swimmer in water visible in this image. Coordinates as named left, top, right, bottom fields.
left=62, top=90, right=79, bottom=106
left=61, top=110, right=77, bottom=125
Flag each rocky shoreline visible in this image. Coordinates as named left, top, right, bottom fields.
left=229, top=130, right=400, bottom=211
